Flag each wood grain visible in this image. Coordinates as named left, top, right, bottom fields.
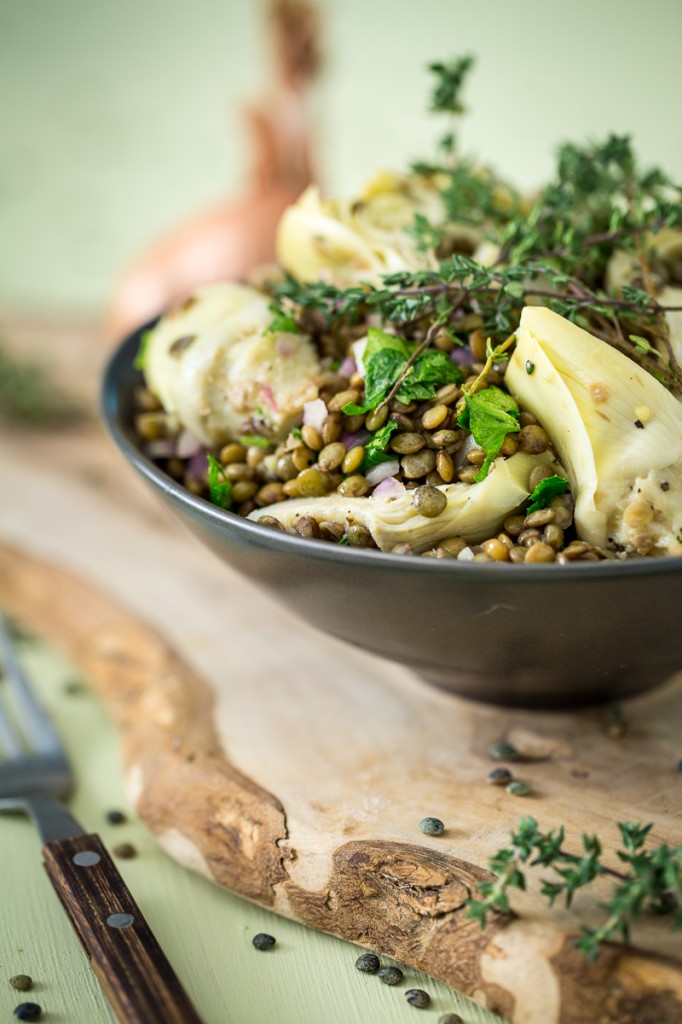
left=43, top=833, right=202, bottom=1024
left=1, top=535, right=681, bottom=1024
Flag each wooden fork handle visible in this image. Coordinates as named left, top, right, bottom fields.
left=43, top=833, right=203, bottom=1024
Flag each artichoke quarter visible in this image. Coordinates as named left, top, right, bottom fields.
left=248, top=450, right=555, bottom=552
left=506, top=306, right=682, bottom=556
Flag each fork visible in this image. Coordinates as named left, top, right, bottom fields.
left=0, top=612, right=203, bottom=1024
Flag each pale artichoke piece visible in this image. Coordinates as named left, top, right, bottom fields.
left=248, top=451, right=556, bottom=552
left=144, top=282, right=319, bottom=446
left=506, top=306, right=682, bottom=556
left=606, top=229, right=682, bottom=365
left=276, top=185, right=436, bottom=287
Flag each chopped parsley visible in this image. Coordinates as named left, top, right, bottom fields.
left=207, top=454, right=233, bottom=510
left=133, top=328, right=154, bottom=371
left=362, top=419, right=400, bottom=470
left=239, top=434, right=271, bottom=448
left=527, top=474, right=570, bottom=512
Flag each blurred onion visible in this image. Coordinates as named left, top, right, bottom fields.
left=370, top=475, right=406, bottom=498
left=366, top=460, right=400, bottom=486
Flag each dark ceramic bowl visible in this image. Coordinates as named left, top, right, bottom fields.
left=102, top=324, right=682, bottom=708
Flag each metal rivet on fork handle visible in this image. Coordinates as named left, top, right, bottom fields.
left=107, top=913, right=135, bottom=929
left=73, top=851, right=101, bottom=867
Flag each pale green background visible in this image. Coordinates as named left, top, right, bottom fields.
left=1, top=0, right=682, bottom=317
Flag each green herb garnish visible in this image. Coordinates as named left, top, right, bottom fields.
left=343, top=328, right=463, bottom=415
left=207, top=454, right=233, bottom=510
left=458, top=386, right=521, bottom=481
left=527, top=475, right=570, bottom=512
left=362, top=420, right=399, bottom=470
left=266, top=311, right=300, bottom=335
left=239, top=434, right=271, bottom=448
left=466, top=816, right=682, bottom=962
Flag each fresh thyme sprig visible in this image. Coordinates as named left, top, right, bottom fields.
left=466, top=817, right=682, bottom=962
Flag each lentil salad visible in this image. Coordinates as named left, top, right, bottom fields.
left=131, top=59, right=682, bottom=564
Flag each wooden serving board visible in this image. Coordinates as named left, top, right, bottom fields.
left=1, top=425, right=682, bottom=1024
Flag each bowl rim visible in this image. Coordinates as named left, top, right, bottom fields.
left=101, top=327, right=682, bottom=583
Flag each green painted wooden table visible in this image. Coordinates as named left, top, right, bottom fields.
left=1, top=636, right=499, bottom=1024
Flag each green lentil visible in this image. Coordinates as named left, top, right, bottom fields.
left=338, top=474, right=369, bottom=497
left=405, top=989, right=431, bottom=1008
left=321, top=412, right=342, bottom=444
left=232, top=480, right=259, bottom=502
left=276, top=454, right=298, bottom=481
left=488, top=742, right=522, bottom=761
left=294, top=515, right=320, bottom=539
left=412, top=485, right=447, bottom=518
left=528, top=463, right=554, bottom=490
left=252, top=933, right=276, bottom=950
left=297, top=467, right=332, bottom=497
left=377, top=966, right=403, bottom=986
left=291, top=445, right=314, bottom=472
left=524, top=508, right=555, bottom=528
left=328, top=389, right=360, bottom=412
left=224, top=461, right=255, bottom=481
left=524, top=541, right=557, bottom=563
left=439, top=536, right=467, bottom=557
left=345, top=524, right=373, bottom=547
left=355, top=953, right=380, bottom=973
left=402, top=449, right=436, bottom=479
left=457, top=465, right=479, bottom=484
left=258, top=515, right=285, bottom=531
left=506, top=780, right=532, bottom=796
left=418, top=816, right=445, bottom=836
left=438, top=1015, right=464, bottom=1024
left=299, top=425, right=320, bottom=451
left=431, top=428, right=460, bottom=447
left=519, top=423, right=550, bottom=454
left=365, top=405, right=389, bottom=431
left=421, top=404, right=449, bottom=430
left=317, top=442, right=347, bottom=471
left=435, top=382, right=460, bottom=404
left=319, top=521, right=344, bottom=542
left=390, top=432, right=426, bottom=455
left=105, top=810, right=126, bottom=825
left=436, top=451, right=455, bottom=483
left=487, top=767, right=513, bottom=786
left=219, top=442, right=247, bottom=464
left=341, top=446, right=365, bottom=475
left=9, top=977, right=32, bottom=993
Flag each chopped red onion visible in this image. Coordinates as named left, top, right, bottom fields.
left=261, top=385, right=278, bottom=413
left=366, top=460, right=401, bottom=487
left=275, top=336, right=297, bottom=358
left=338, top=355, right=357, bottom=378
left=303, top=398, right=327, bottom=430
left=370, top=475, right=406, bottom=499
left=450, top=346, right=477, bottom=366
left=176, top=430, right=204, bottom=459
left=340, top=429, right=371, bottom=450
left=186, top=451, right=209, bottom=481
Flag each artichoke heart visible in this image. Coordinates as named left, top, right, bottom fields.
left=248, top=451, right=555, bottom=552
left=606, top=228, right=682, bottom=366
left=143, top=282, right=319, bottom=446
left=506, top=306, right=682, bottom=556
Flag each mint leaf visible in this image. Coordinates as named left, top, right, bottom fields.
left=459, top=386, right=520, bottom=481
left=134, top=328, right=154, bottom=371
left=344, top=345, right=407, bottom=414
left=207, top=454, right=233, bottom=510
left=364, top=327, right=409, bottom=362
left=395, top=349, right=463, bottom=403
left=527, top=474, right=570, bottom=512
left=362, top=419, right=399, bottom=470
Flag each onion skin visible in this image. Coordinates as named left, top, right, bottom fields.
left=104, top=0, right=321, bottom=344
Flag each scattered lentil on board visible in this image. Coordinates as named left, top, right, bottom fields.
left=487, top=767, right=513, bottom=785
left=377, top=966, right=404, bottom=985
left=405, top=989, right=431, bottom=1008
left=105, top=809, right=126, bottom=825
left=13, top=1005, right=41, bottom=1022
left=252, top=933, right=276, bottom=950
left=418, top=817, right=445, bottom=836
left=488, top=742, right=522, bottom=761
left=9, top=977, right=32, bottom=993
left=354, top=953, right=380, bottom=973
left=506, top=780, right=532, bottom=796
